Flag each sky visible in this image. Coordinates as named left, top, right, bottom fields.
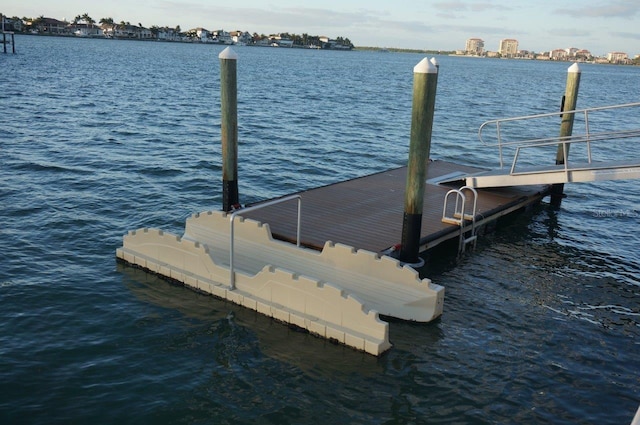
left=2, top=0, right=639, bottom=55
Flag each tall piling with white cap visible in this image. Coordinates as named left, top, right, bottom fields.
left=550, top=62, right=581, bottom=206
left=399, top=57, right=438, bottom=265
left=219, top=46, right=239, bottom=211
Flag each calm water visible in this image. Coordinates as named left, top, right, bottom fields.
left=1, top=35, right=639, bottom=424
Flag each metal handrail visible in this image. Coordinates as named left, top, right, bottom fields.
left=479, top=102, right=640, bottom=169
left=228, top=194, right=302, bottom=290
left=442, top=189, right=466, bottom=225
left=442, top=186, right=478, bottom=254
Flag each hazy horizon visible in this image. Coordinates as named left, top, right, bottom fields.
left=2, top=0, right=639, bottom=55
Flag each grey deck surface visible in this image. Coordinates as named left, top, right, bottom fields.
left=242, top=160, right=548, bottom=253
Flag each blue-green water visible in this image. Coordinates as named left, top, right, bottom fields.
left=1, top=35, right=639, bottom=424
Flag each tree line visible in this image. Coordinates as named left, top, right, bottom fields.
left=4, top=12, right=353, bottom=47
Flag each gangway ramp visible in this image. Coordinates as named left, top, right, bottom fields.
left=117, top=198, right=444, bottom=356
left=466, top=160, right=640, bottom=188
left=465, top=102, right=640, bottom=189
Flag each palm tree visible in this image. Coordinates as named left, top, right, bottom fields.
left=81, top=13, right=94, bottom=25
left=99, top=17, right=115, bottom=37
left=33, top=15, right=45, bottom=32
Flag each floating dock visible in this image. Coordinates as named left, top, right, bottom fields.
left=117, top=53, right=639, bottom=356
left=240, top=160, right=548, bottom=254
left=116, top=159, right=547, bottom=356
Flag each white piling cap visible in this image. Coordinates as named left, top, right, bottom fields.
left=219, top=46, right=238, bottom=60
left=568, top=62, right=581, bottom=73
left=414, top=57, right=437, bottom=74
left=430, top=57, right=439, bottom=67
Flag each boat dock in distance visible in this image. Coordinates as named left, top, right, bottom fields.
left=117, top=52, right=640, bottom=356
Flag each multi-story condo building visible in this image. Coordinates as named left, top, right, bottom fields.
left=607, top=51, right=628, bottom=63
left=550, top=48, right=568, bottom=59
left=499, top=39, right=518, bottom=57
left=565, top=47, right=579, bottom=56
left=575, top=49, right=592, bottom=59
left=465, top=38, right=484, bottom=55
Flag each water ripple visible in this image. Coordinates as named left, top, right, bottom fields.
left=1, top=35, right=639, bottom=425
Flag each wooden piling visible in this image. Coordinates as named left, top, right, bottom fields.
left=399, top=58, right=438, bottom=265
left=219, top=47, right=239, bottom=211
left=550, top=63, right=581, bottom=206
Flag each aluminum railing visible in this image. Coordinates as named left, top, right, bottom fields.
left=478, top=102, right=640, bottom=172
left=228, top=195, right=302, bottom=290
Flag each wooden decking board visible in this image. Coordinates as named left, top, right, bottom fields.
left=242, top=160, right=548, bottom=253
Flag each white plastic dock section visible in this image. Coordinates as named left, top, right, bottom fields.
left=117, top=210, right=444, bottom=356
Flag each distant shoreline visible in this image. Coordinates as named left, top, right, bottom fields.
left=10, top=33, right=640, bottom=65
left=11, top=31, right=354, bottom=50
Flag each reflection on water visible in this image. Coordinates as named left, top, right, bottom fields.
left=119, top=263, right=385, bottom=377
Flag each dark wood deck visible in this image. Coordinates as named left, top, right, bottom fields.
left=242, top=160, right=549, bottom=254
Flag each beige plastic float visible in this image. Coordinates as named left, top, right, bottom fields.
left=117, top=209, right=444, bottom=356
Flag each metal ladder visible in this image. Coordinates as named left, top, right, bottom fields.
left=442, top=186, right=478, bottom=254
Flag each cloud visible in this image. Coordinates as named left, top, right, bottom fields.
left=610, top=30, right=640, bottom=40
left=433, top=1, right=508, bottom=14
left=433, top=1, right=468, bottom=12
left=470, top=2, right=508, bottom=12
left=440, top=23, right=517, bottom=36
left=156, top=1, right=388, bottom=34
left=548, top=28, right=593, bottom=37
left=555, top=0, right=639, bottom=18
left=432, top=1, right=512, bottom=22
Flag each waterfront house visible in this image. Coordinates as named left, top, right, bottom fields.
left=271, top=34, right=293, bottom=47
left=37, top=18, right=68, bottom=35
left=212, top=30, right=233, bottom=44
left=254, top=37, right=271, bottom=47
left=156, top=27, right=182, bottom=42
left=230, top=30, right=252, bottom=45
left=319, top=36, right=353, bottom=50
left=70, top=23, right=103, bottom=38
left=2, top=16, right=23, bottom=32
left=102, top=23, right=153, bottom=39
left=192, top=27, right=211, bottom=42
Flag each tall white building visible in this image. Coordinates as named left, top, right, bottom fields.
left=607, top=51, right=628, bottom=63
left=465, top=38, right=484, bottom=55
left=499, top=39, right=518, bottom=57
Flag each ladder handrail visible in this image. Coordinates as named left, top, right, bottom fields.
left=479, top=102, right=640, bottom=169
left=442, top=189, right=467, bottom=225
left=442, top=186, right=478, bottom=254
left=228, top=195, right=302, bottom=290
